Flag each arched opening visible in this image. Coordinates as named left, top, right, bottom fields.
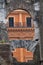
left=6, top=9, right=34, bottom=40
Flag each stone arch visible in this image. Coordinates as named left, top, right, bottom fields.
left=6, top=8, right=33, bottom=18
left=6, top=0, right=34, bottom=22
left=6, top=0, right=40, bottom=64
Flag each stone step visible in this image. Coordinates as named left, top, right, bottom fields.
left=0, top=44, right=10, bottom=51
left=0, top=44, right=11, bottom=64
